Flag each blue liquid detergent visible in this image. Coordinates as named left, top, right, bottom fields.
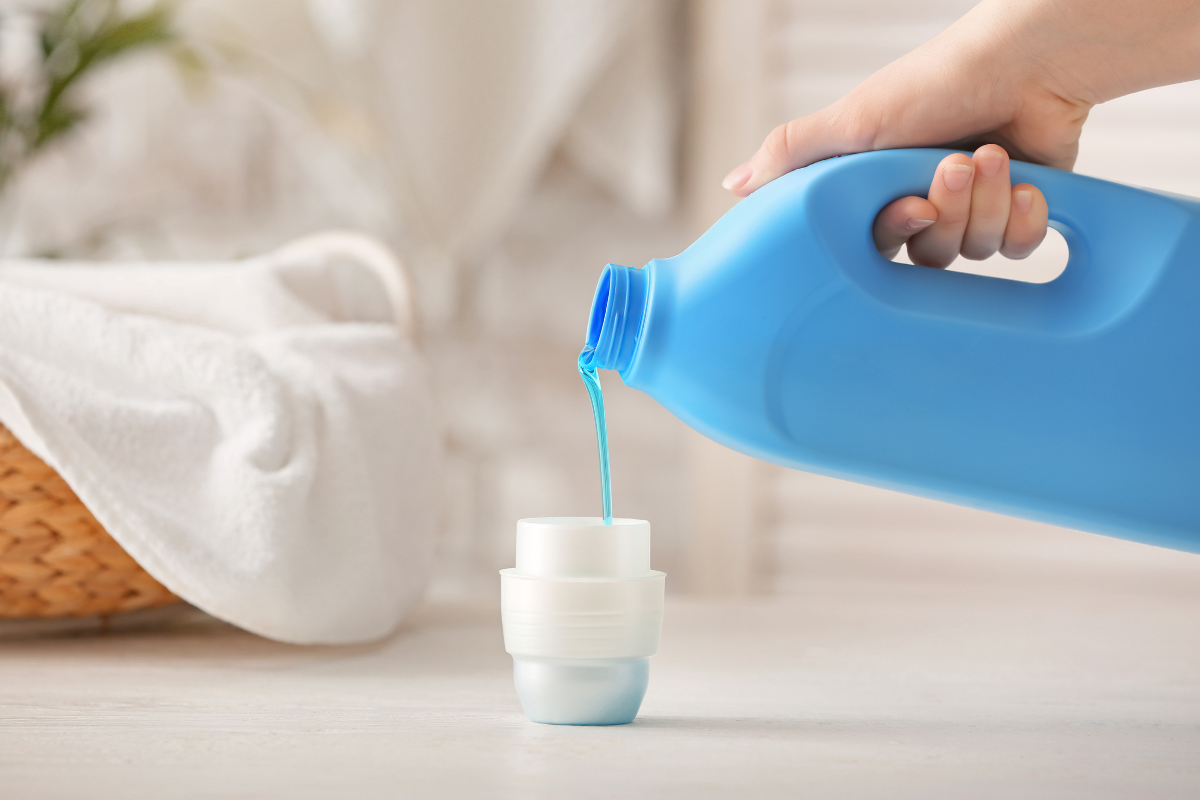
left=578, top=347, right=612, bottom=524
left=581, top=148, right=1200, bottom=553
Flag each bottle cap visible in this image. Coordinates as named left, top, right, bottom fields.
left=500, top=517, right=665, bottom=725
left=515, top=517, right=650, bottom=578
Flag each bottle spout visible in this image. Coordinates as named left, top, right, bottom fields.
left=581, top=264, right=649, bottom=373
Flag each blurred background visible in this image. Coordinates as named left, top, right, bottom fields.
left=4, top=0, right=1199, bottom=606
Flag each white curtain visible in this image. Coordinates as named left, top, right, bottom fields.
left=1, top=0, right=681, bottom=324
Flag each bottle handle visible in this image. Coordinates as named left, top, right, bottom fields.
left=805, top=148, right=1191, bottom=335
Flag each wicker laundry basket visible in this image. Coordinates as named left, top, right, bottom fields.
left=0, top=232, right=412, bottom=623
left=0, top=424, right=177, bottom=619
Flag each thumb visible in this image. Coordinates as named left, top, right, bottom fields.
left=720, top=24, right=1019, bottom=196
left=722, top=106, right=876, bottom=197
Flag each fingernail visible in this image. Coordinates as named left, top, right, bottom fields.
left=976, top=149, right=1005, bottom=178
left=906, top=218, right=935, bottom=231
left=942, top=163, right=974, bottom=192
left=1014, top=189, right=1033, bottom=213
left=722, top=162, right=752, bottom=191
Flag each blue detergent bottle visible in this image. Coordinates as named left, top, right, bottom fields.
left=580, top=148, right=1200, bottom=553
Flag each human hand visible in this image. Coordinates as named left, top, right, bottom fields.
left=720, top=0, right=1200, bottom=261
left=872, top=145, right=1047, bottom=268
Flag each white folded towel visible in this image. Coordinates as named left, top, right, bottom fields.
left=0, top=233, right=441, bottom=644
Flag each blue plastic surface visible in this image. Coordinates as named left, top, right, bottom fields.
left=584, top=148, right=1200, bottom=552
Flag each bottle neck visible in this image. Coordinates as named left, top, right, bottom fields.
left=580, top=264, right=649, bottom=373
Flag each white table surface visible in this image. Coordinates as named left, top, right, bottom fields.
left=2, top=575, right=1198, bottom=799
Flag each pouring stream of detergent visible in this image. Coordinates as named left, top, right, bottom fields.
left=578, top=346, right=612, bottom=524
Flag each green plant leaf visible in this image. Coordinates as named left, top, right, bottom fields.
left=1, top=0, right=181, bottom=189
